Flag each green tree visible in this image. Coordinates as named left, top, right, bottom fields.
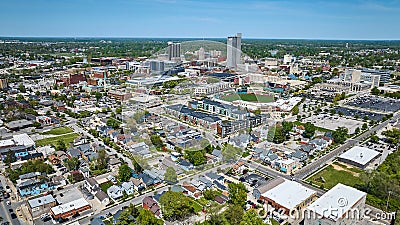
left=159, top=191, right=195, bottom=221
left=118, top=164, right=132, bottom=182
left=18, top=83, right=26, bottom=93
left=303, top=122, right=316, bottom=138
left=57, top=139, right=67, bottom=151
left=240, top=209, right=264, bottom=225
left=3, top=150, right=16, bottom=164
left=150, top=135, right=163, bottom=148
left=224, top=204, right=245, bottom=225
left=64, top=157, right=80, bottom=171
left=332, top=127, right=349, bottom=144
left=116, top=106, right=123, bottom=114
left=106, top=118, right=120, bottom=129
left=96, top=149, right=108, bottom=170
left=94, top=92, right=102, bottom=101
left=355, top=127, right=361, bottom=134
left=164, top=167, right=178, bottom=184
left=362, top=123, right=368, bottom=130
left=33, top=121, right=41, bottom=128
left=382, top=128, right=400, bottom=145
left=228, top=182, right=247, bottom=207
left=136, top=209, right=163, bottom=225
left=371, top=86, right=380, bottom=95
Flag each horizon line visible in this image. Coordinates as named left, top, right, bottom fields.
left=1, top=36, right=400, bottom=41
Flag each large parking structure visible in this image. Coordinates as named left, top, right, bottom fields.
left=334, top=106, right=386, bottom=121
left=345, top=96, right=400, bottom=112
left=302, top=113, right=364, bottom=134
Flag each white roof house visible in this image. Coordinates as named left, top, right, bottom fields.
left=262, top=179, right=316, bottom=211
left=50, top=198, right=90, bottom=217
left=338, top=146, right=380, bottom=168
left=13, top=133, right=35, bottom=147
left=306, top=183, right=366, bottom=222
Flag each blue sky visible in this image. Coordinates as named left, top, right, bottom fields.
left=1, top=0, right=400, bottom=39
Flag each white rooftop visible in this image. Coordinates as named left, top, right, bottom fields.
left=0, top=139, right=14, bottom=148
left=307, top=183, right=366, bottom=221
left=338, top=146, right=380, bottom=166
left=261, top=179, right=316, bottom=210
left=13, top=133, right=35, bottom=147
left=28, top=195, right=56, bottom=208
left=51, top=198, right=90, bottom=216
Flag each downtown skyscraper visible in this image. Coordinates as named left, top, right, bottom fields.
left=167, top=41, right=181, bottom=61
left=226, top=33, right=242, bottom=69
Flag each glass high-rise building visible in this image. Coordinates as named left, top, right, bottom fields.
left=167, top=42, right=181, bottom=61
left=226, top=33, right=242, bottom=69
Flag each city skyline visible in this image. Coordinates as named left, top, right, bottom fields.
left=1, top=0, right=400, bottom=40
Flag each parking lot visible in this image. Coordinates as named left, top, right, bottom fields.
left=346, top=96, right=400, bottom=112
left=303, top=113, right=364, bottom=133
left=335, top=107, right=386, bottom=121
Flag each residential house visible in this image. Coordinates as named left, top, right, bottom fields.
left=91, top=218, right=106, bottom=225
left=198, top=176, right=213, bottom=189
left=67, top=148, right=82, bottom=159
left=138, top=173, right=154, bottom=188
left=129, top=142, right=151, bottom=159
left=183, top=184, right=202, bottom=199
left=309, top=138, right=329, bottom=151
left=84, top=177, right=99, bottom=195
left=211, top=149, right=223, bottom=162
left=290, top=151, right=308, bottom=163
left=107, top=185, right=123, bottom=201
left=95, top=190, right=110, bottom=206
left=79, top=167, right=90, bottom=178
left=121, top=181, right=135, bottom=195
left=130, top=177, right=146, bottom=191
left=178, top=159, right=194, bottom=171
left=142, top=196, right=161, bottom=217
left=165, top=141, right=175, bottom=151
left=298, top=144, right=316, bottom=155
left=274, top=159, right=297, bottom=174
left=228, top=134, right=250, bottom=149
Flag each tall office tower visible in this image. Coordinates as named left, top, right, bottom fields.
left=226, top=33, right=242, bottom=69
left=198, top=47, right=205, bottom=60
left=167, top=42, right=181, bottom=61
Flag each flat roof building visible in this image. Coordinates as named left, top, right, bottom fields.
left=28, top=195, right=57, bottom=218
left=50, top=198, right=91, bottom=220
left=338, top=146, right=380, bottom=169
left=305, top=183, right=367, bottom=225
left=260, top=178, right=317, bottom=215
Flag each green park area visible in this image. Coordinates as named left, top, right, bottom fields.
left=307, top=162, right=363, bottom=190
left=40, top=126, right=74, bottom=135
left=36, top=133, right=79, bottom=148
left=221, top=93, right=274, bottom=103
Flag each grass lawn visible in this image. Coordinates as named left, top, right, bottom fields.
left=41, top=126, right=74, bottom=135
left=307, top=164, right=363, bottom=189
left=191, top=199, right=204, bottom=213
left=100, top=181, right=114, bottom=193
left=36, top=133, right=79, bottom=147
left=222, top=93, right=274, bottom=103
